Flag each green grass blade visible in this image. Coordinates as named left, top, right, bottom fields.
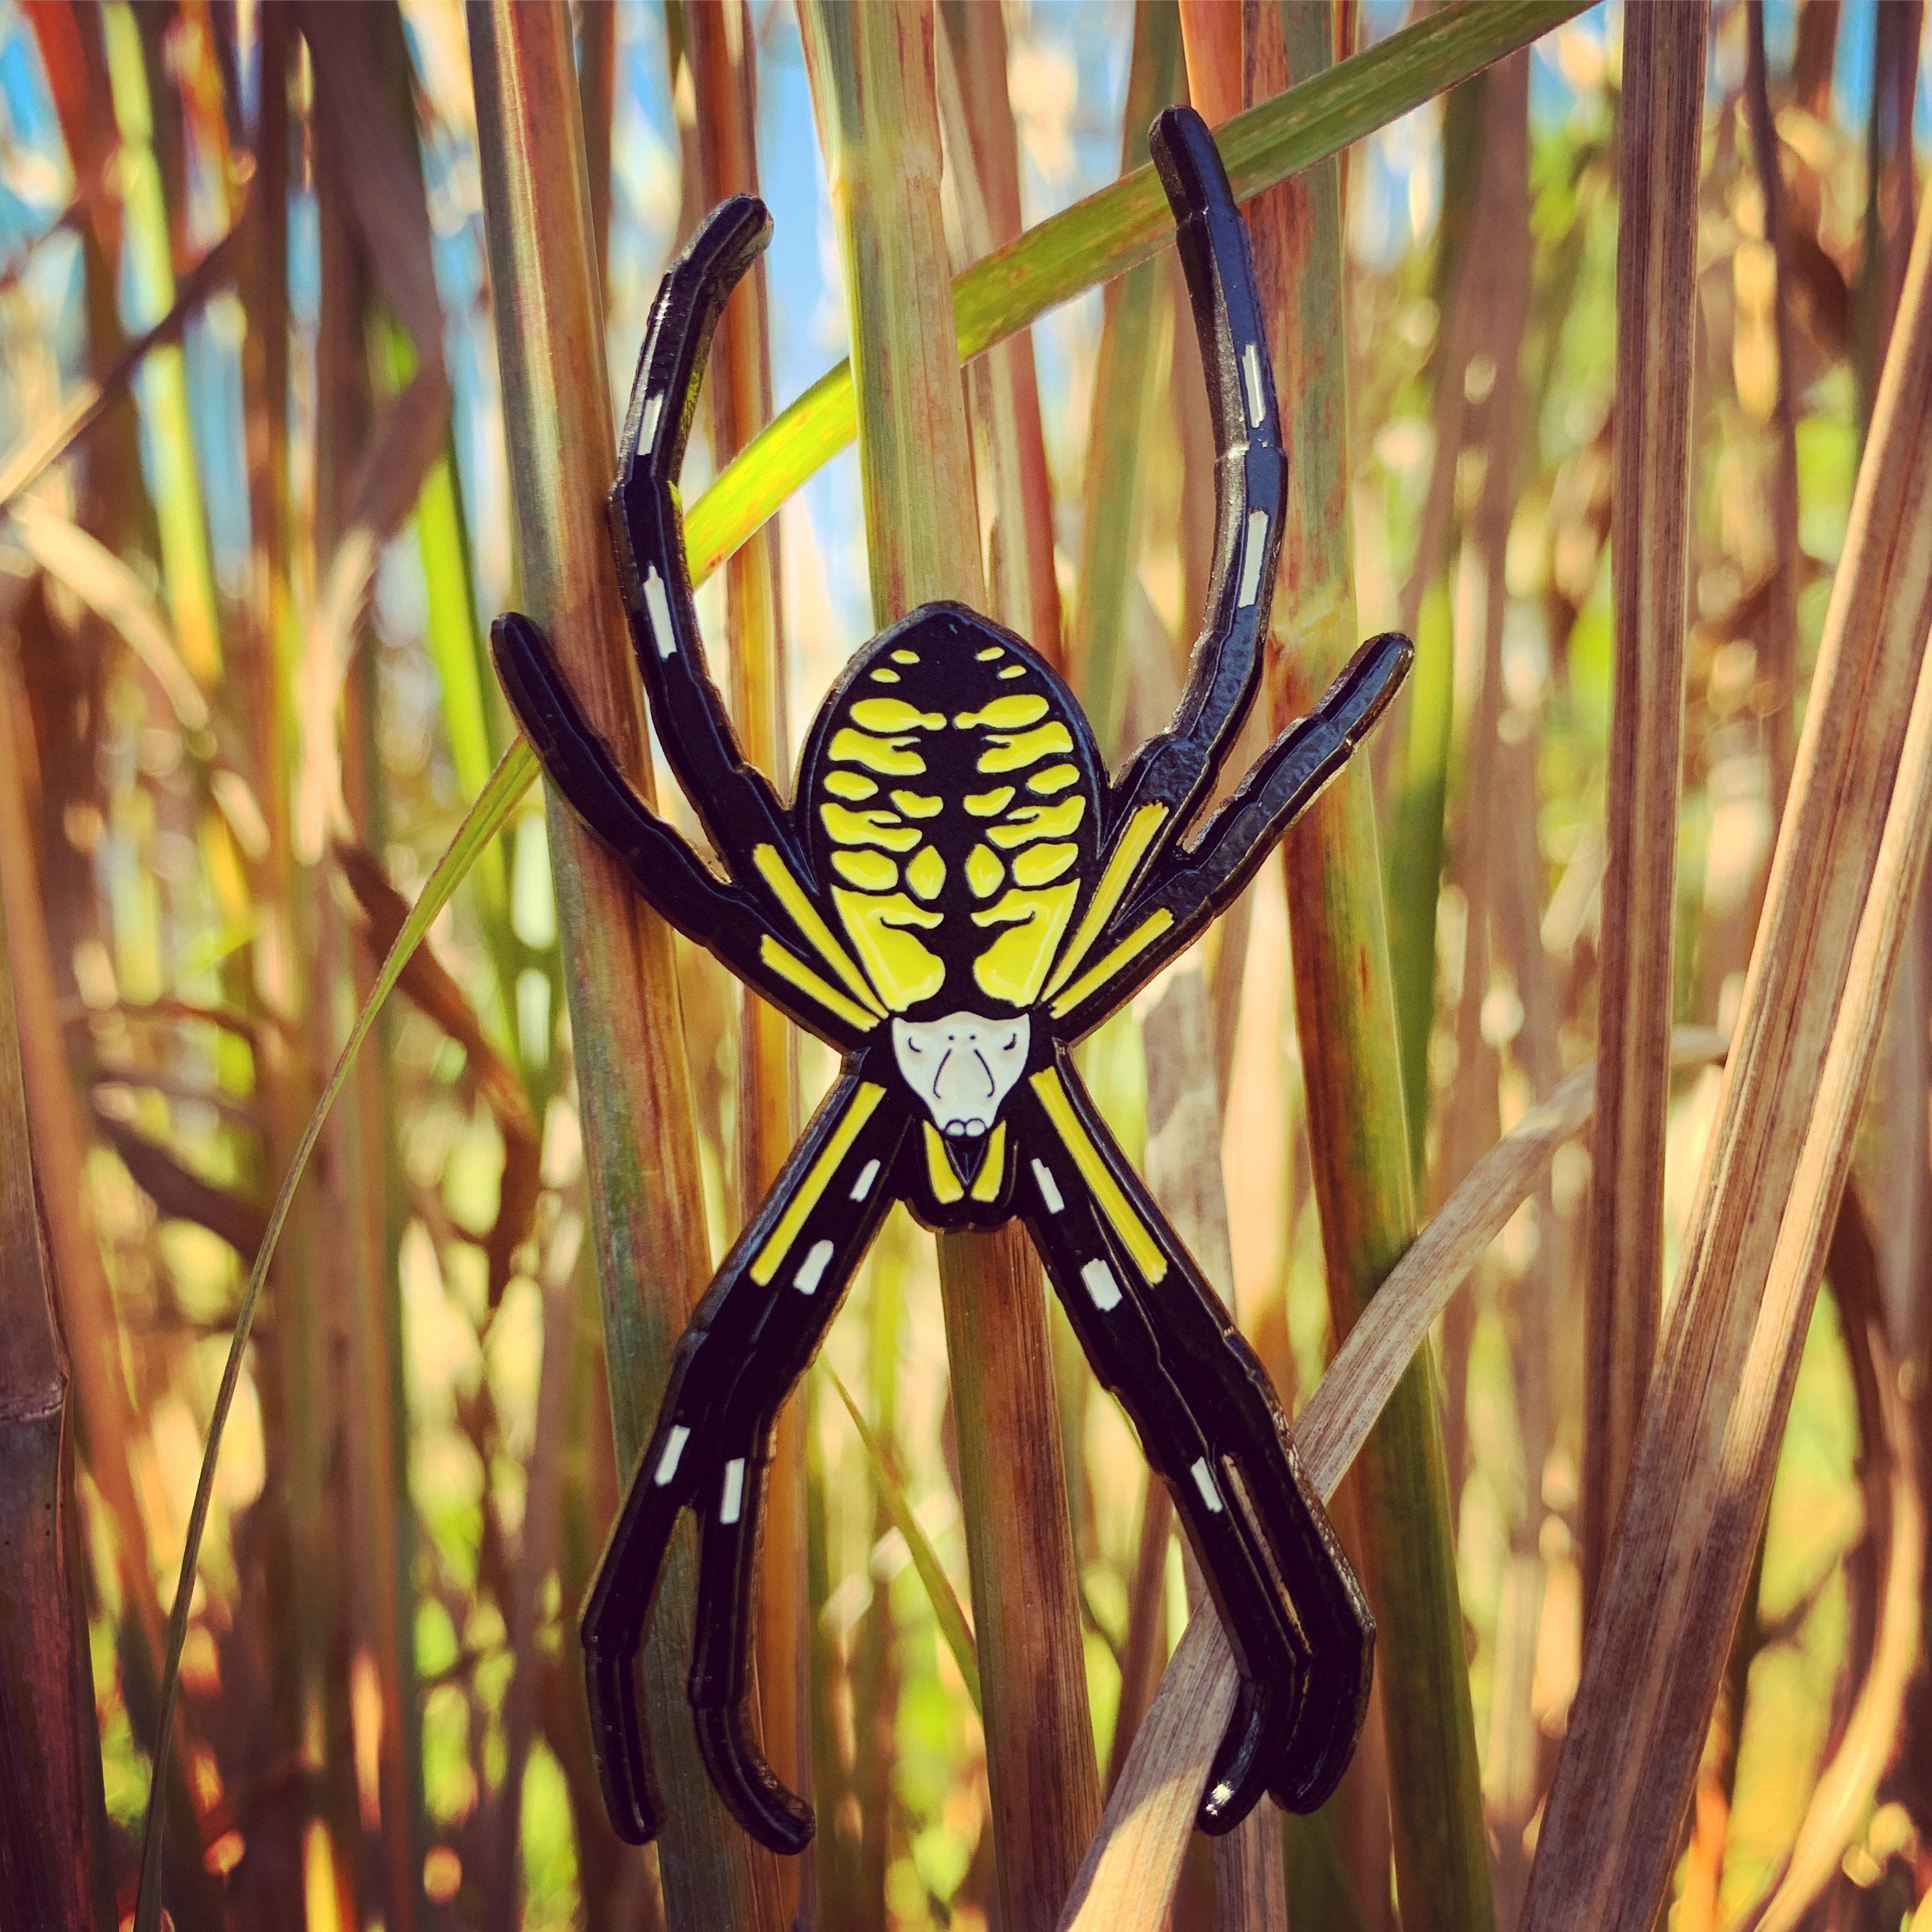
left=824, top=1365, right=981, bottom=1716
left=685, top=0, right=1585, bottom=584
left=132, top=738, right=534, bottom=1932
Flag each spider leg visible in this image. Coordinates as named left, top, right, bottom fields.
left=491, top=611, right=880, bottom=1052
left=581, top=1071, right=910, bottom=1850
left=1084, top=108, right=1284, bottom=912
left=609, top=203, right=901, bottom=1012
left=1049, top=633, right=1413, bottom=1040
left=1012, top=1054, right=1373, bottom=1830
left=609, top=194, right=803, bottom=882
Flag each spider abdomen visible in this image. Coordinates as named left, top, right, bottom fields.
left=797, top=604, right=1106, bottom=1020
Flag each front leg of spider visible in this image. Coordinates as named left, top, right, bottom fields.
left=491, top=99, right=1410, bottom=1858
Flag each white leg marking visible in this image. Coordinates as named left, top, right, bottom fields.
left=1080, top=1257, right=1123, bottom=1312
left=719, top=1457, right=746, bottom=1525
left=794, top=1237, right=835, bottom=1295
left=655, top=1423, right=690, bottom=1485
left=1191, top=1456, right=1224, bottom=1513
left=643, top=564, right=678, bottom=658
left=850, top=1157, right=881, bottom=1202
left=1236, top=509, right=1270, bottom=609
left=640, top=390, right=665, bottom=452
left=1241, top=343, right=1267, bottom=427
left=1032, top=1159, right=1064, bottom=1214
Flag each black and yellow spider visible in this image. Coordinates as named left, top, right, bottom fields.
left=491, top=106, right=1411, bottom=1857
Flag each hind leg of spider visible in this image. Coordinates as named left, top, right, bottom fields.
left=687, top=1435, right=809, bottom=1851
left=581, top=1073, right=908, bottom=1846
left=1014, top=1060, right=1373, bottom=1831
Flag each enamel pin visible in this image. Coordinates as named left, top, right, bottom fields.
left=491, top=106, right=1409, bottom=1854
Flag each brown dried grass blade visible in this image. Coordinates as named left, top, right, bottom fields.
left=6, top=501, right=208, bottom=730
left=335, top=839, right=540, bottom=1307
left=0, top=202, right=252, bottom=515
left=1579, top=0, right=1708, bottom=1630
left=1729, top=1194, right=1923, bottom=1932
left=467, top=8, right=781, bottom=1923
left=1518, top=168, right=1932, bottom=1932
left=935, top=0, right=1064, bottom=663
left=92, top=1106, right=269, bottom=1259
left=0, top=799, right=112, bottom=1932
left=295, top=5, right=452, bottom=862
left=0, top=653, right=220, bottom=1920
left=1055, top=1027, right=1728, bottom=1932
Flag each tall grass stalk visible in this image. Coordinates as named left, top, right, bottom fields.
left=0, top=751, right=112, bottom=1932
left=467, top=9, right=779, bottom=1925
left=1265, top=6, right=1494, bottom=1927
left=797, top=8, right=1101, bottom=1925
left=1578, top=0, right=1707, bottom=1630
left=935, top=0, right=1064, bottom=663
left=1064, top=2, right=1181, bottom=753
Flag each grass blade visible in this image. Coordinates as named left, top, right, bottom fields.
left=681, top=21, right=811, bottom=1907
left=935, top=0, right=1064, bottom=660
left=0, top=782, right=113, bottom=1932
left=1064, top=2, right=1182, bottom=750
left=1265, top=5, right=1492, bottom=1925
left=823, top=1366, right=981, bottom=1715
left=0, top=204, right=252, bottom=516
left=98, top=1, right=222, bottom=681
left=1578, top=0, right=1707, bottom=1628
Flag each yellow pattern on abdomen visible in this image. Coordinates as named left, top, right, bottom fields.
left=815, top=636, right=1098, bottom=1014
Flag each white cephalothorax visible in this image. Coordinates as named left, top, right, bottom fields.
left=890, top=1012, right=1031, bottom=1139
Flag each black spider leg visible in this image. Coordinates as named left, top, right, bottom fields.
left=582, top=1071, right=912, bottom=1851
left=1048, top=631, right=1414, bottom=1042
left=607, top=199, right=894, bottom=1024
left=1074, top=108, right=1285, bottom=944
left=491, top=612, right=880, bottom=1052
left=609, top=192, right=807, bottom=885
left=1013, top=1054, right=1374, bottom=1832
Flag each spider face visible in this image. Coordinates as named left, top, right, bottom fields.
left=890, top=1010, right=1031, bottom=1188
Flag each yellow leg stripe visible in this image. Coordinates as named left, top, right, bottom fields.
left=1044, top=803, right=1169, bottom=999
left=758, top=937, right=879, bottom=1035
left=753, top=845, right=884, bottom=1016
left=970, top=1122, right=1008, bottom=1202
left=752, top=1082, right=886, bottom=1284
left=923, top=1124, right=965, bottom=1204
left=1029, top=1067, right=1168, bottom=1281
left=1048, top=910, right=1176, bottom=1020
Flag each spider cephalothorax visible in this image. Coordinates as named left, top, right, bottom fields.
left=491, top=106, right=1413, bottom=1858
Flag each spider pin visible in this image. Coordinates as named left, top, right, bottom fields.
left=491, top=106, right=1411, bottom=1855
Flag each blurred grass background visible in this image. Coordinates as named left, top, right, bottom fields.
left=0, top=2, right=1927, bottom=1928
